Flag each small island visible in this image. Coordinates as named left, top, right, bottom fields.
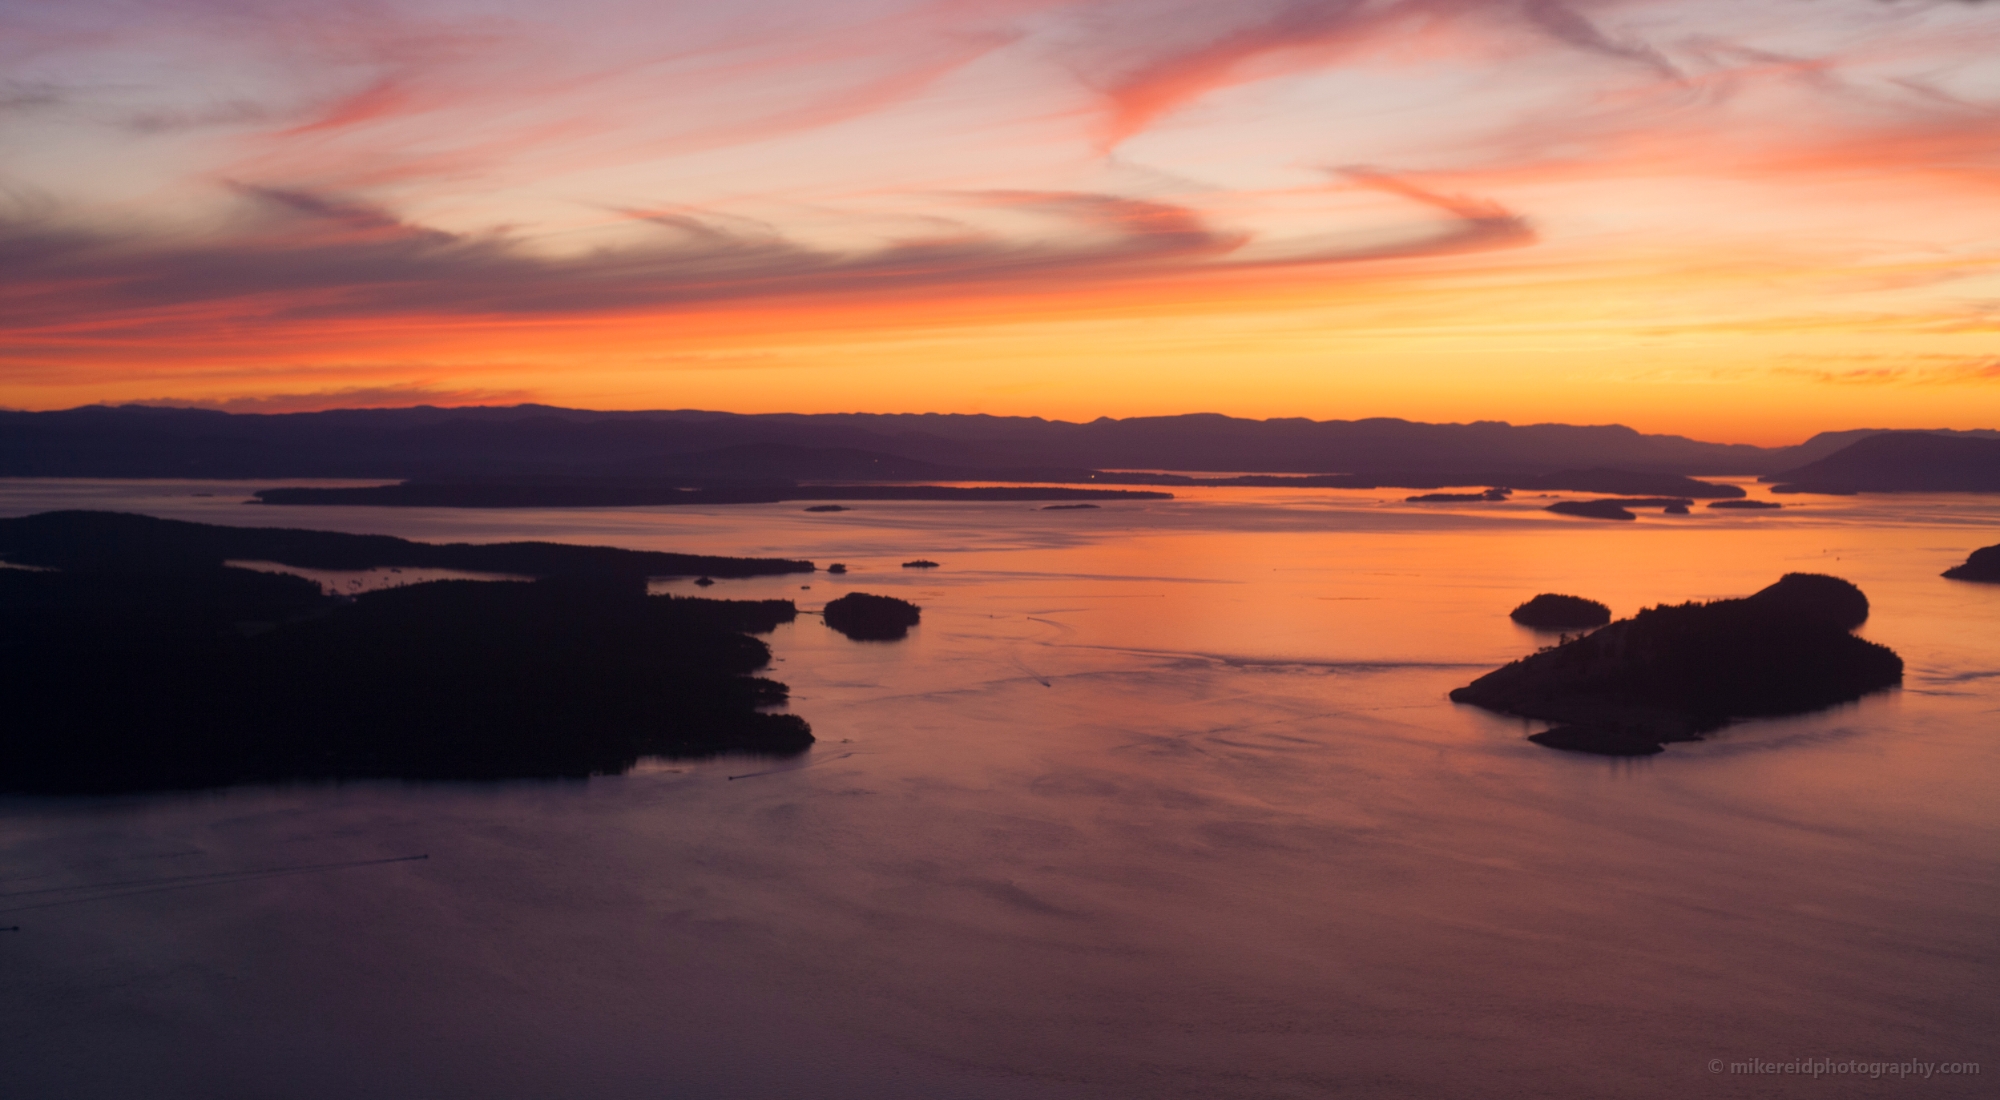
left=804, top=505, right=851, bottom=512
left=1546, top=500, right=1635, bottom=521
left=1509, top=594, right=1612, bottom=630
left=0, top=512, right=813, bottom=793
left=1042, top=503, right=1100, bottom=511
left=827, top=563, right=849, bottom=574
left=902, top=559, right=940, bottom=569
left=1408, top=488, right=1510, bottom=503
left=1452, top=574, right=1901, bottom=757
left=822, top=592, right=922, bottom=640
left=1943, top=543, right=2000, bottom=582
left=1709, top=500, right=1782, bottom=510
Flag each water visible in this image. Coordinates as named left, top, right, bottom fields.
left=2, top=480, right=1995, bottom=1098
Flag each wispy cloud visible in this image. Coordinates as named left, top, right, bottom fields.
left=1519, top=0, right=1680, bottom=80
left=5, top=0, right=2000, bottom=427
left=0, top=168, right=1532, bottom=343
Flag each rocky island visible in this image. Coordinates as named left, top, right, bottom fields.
left=822, top=592, right=922, bottom=640
left=0, top=512, right=813, bottom=793
left=1452, top=574, right=1901, bottom=756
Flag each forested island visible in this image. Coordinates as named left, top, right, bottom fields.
left=1509, top=594, right=1612, bottom=630
left=1453, top=574, right=1901, bottom=756
left=0, top=512, right=814, bottom=793
left=822, top=592, right=923, bottom=640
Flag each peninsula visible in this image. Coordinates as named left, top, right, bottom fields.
left=1943, top=543, right=2000, bottom=582
left=0, top=512, right=813, bottom=793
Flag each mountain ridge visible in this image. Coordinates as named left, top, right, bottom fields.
left=1, top=404, right=1993, bottom=481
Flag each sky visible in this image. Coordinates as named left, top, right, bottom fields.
left=4, top=0, right=1999, bottom=443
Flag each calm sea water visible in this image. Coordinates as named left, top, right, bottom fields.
left=2, top=480, right=1995, bottom=1099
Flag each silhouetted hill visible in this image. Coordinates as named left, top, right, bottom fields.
left=1451, top=574, right=1901, bottom=756
left=1780, top=427, right=2000, bottom=467
left=0, top=510, right=812, bottom=578
left=1770, top=432, right=2000, bottom=493
left=0, top=404, right=1794, bottom=480
left=1943, top=543, right=2000, bottom=582
left=0, top=557, right=814, bottom=793
left=1748, top=572, right=1870, bottom=630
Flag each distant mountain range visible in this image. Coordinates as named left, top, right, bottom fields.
left=0, top=404, right=1995, bottom=486
left=1769, top=432, right=2000, bottom=493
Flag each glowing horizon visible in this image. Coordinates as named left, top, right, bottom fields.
left=5, top=0, right=2000, bottom=445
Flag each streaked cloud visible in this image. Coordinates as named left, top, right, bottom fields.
left=1, top=0, right=1998, bottom=436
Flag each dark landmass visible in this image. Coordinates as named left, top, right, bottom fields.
left=252, top=481, right=1172, bottom=507
left=903, top=559, right=939, bottom=569
left=33, top=406, right=1996, bottom=485
left=0, top=563, right=811, bottom=794
left=1942, top=543, right=2000, bottom=582
left=1769, top=432, right=2000, bottom=493
left=1510, top=594, right=1612, bottom=630
left=1748, top=572, right=1869, bottom=630
left=1544, top=500, right=1688, bottom=520
left=1451, top=574, right=1901, bottom=756
left=1512, top=470, right=1738, bottom=499
left=1547, top=500, right=1636, bottom=521
left=1596, top=497, right=1695, bottom=509
left=1709, top=500, right=1782, bottom=510
left=1408, top=489, right=1509, bottom=503
left=1527, top=726, right=1665, bottom=757
left=1042, top=503, right=1100, bottom=510
left=827, top=563, right=848, bottom=574
left=0, top=510, right=810, bottom=579
left=804, top=504, right=850, bottom=512
left=0, top=405, right=1808, bottom=479
left=1077, top=467, right=1735, bottom=496
left=822, top=592, right=922, bottom=641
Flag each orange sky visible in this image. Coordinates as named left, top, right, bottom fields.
left=5, top=0, right=2000, bottom=444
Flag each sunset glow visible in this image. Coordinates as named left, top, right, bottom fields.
left=7, top=0, right=2000, bottom=441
